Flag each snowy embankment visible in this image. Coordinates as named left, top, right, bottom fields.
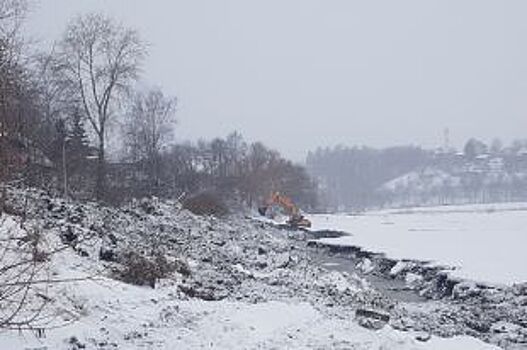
left=0, top=188, right=500, bottom=349
left=0, top=257, right=497, bottom=350
left=309, top=203, right=527, bottom=285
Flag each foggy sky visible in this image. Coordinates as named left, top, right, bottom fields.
left=27, top=1, right=527, bottom=161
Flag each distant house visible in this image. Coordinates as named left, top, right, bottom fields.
left=488, top=157, right=504, bottom=173
left=517, top=147, right=527, bottom=157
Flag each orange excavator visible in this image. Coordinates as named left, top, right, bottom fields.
left=258, top=191, right=312, bottom=229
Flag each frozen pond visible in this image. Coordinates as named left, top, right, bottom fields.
left=308, top=203, right=527, bottom=285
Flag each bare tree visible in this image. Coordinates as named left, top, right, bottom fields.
left=225, top=131, right=247, bottom=178
left=0, top=217, right=50, bottom=331
left=0, top=0, right=26, bottom=53
left=0, top=0, right=26, bottom=22
left=125, top=88, right=176, bottom=162
left=56, top=13, right=145, bottom=200
left=0, top=198, right=98, bottom=333
left=0, top=0, right=27, bottom=212
left=124, top=88, right=176, bottom=194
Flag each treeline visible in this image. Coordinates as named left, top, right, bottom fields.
left=0, top=1, right=316, bottom=210
left=307, top=138, right=527, bottom=211
left=111, top=132, right=317, bottom=209
left=307, top=145, right=430, bottom=210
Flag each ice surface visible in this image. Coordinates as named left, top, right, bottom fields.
left=309, top=203, right=527, bottom=285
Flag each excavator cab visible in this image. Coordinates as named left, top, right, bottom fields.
left=258, top=192, right=312, bottom=229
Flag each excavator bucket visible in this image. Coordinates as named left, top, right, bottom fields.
left=287, top=215, right=312, bottom=229
left=298, top=218, right=312, bottom=228
left=258, top=206, right=268, bottom=216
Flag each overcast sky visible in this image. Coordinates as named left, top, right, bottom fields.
left=26, top=0, right=527, bottom=161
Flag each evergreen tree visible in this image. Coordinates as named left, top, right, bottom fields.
left=66, top=111, right=92, bottom=174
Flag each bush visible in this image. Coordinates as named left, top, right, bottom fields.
left=115, top=251, right=190, bottom=288
left=182, top=192, right=228, bottom=217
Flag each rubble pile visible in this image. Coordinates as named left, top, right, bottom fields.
left=3, top=187, right=389, bottom=319
left=2, top=186, right=524, bottom=349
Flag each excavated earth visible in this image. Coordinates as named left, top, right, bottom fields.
left=1, top=186, right=526, bottom=349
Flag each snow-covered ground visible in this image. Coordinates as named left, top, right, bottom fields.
left=1, top=261, right=498, bottom=350
left=0, top=243, right=497, bottom=350
left=0, top=189, right=504, bottom=350
left=309, top=203, right=527, bottom=285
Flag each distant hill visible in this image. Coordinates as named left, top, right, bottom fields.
left=307, top=141, right=527, bottom=211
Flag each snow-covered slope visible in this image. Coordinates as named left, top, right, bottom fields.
left=0, top=262, right=498, bottom=350
left=377, top=161, right=527, bottom=207
left=0, top=242, right=498, bottom=350
left=382, top=168, right=459, bottom=193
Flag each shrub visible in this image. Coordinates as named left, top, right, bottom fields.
left=115, top=251, right=190, bottom=288
left=182, top=192, right=228, bottom=217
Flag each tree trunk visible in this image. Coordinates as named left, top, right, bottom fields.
left=62, top=138, right=68, bottom=198
left=0, top=88, right=7, bottom=215
left=95, top=134, right=106, bottom=201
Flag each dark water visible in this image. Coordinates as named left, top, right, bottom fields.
left=310, top=250, right=427, bottom=303
left=310, top=231, right=427, bottom=303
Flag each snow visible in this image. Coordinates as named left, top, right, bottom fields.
left=309, top=203, right=527, bottom=285
left=0, top=266, right=498, bottom=350
left=0, top=246, right=498, bottom=350
left=0, top=190, right=507, bottom=349
left=382, top=168, right=459, bottom=192
left=358, top=258, right=374, bottom=274
left=424, top=336, right=500, bottom=350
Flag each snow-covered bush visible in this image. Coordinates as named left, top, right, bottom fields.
left=114, top=250, right=189, bottom=288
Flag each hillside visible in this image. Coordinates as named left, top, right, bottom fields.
left=307, top=145, right=527, bottom=210
left=378, top=153, right=527, bottom=208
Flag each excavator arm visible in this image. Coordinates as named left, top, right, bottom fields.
left=258, top=192, right=311, bottom=228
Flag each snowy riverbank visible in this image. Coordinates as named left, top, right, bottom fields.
left=0, top=188, right=510, bottom=349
